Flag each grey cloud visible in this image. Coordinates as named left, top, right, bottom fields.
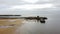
left=0, top=0, right=59, bottom=5
left=0, top=0, right=60, bottom=15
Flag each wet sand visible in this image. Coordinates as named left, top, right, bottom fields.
left=0, top=19, right=24, bottom=34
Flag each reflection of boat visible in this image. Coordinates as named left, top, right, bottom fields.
left=21, top=16, right=47, bottom=23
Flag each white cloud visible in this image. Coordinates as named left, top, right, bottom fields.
left=0, top=0, right=59, bottom=15
left=22, top=0, right=38, bottom=3
left=9, top=4, right=54, bottom=10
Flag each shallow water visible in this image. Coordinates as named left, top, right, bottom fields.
left=16, top=19, right=60, bottom=34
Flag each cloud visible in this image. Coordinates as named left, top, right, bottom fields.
left=0, top=0, right=59, bottom=15
left=8, top=4, right=53, bottom=10
left=0, top=0, right=59, bottom=5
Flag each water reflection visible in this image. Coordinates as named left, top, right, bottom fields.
left=16, top=18, right=60, bottom=34
left=17, top=20, right=47, bottom=34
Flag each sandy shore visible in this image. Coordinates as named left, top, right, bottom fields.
left=0, top=19, right=24, bottom=34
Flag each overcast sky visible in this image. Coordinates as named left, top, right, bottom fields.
left=0, top=0, right=60, bottom=16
